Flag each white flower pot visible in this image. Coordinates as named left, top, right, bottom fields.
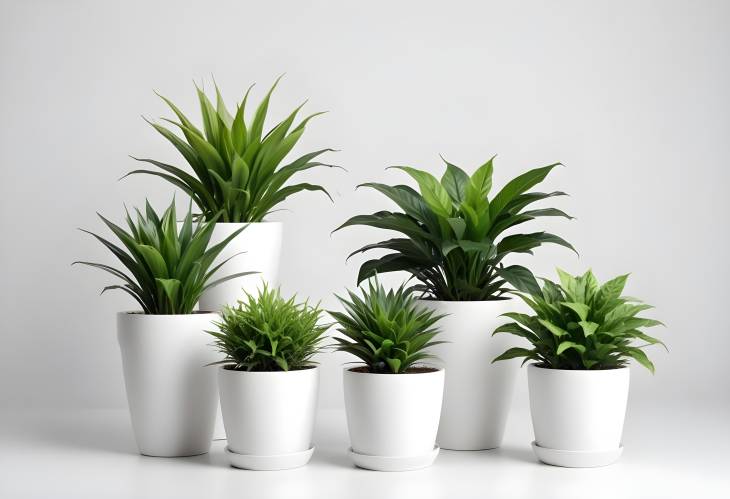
left=218, top=366, right=318, bottom=470
left=343, top=367, right=444, bottom=471
left=116, top=312, right=219, bottom=457
left=419, top=300, right=519, bottom=450
left=528, top=364, right=630, bottom=467
left=198, top=221, right=283, bottom=312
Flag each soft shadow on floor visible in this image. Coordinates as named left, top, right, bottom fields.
left=310, top=447, right=354, bottom=468
left=492, top=445, right=539, bottom=464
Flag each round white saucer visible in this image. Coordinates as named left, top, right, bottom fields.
left=225, top=445, right=314, bottom=470
left=348, top=445, right=439, bottom=471
left=531, top=441, right=623, bottom=468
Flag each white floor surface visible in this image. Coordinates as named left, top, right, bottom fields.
left=1, top=405, right=727, bottom=498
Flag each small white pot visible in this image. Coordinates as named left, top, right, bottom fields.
left=343, top=367, right=444, bottom=471
left=419, top=300, right=519, bottom=450
left=198, top=221, right=283, bottom=312
left=218, top=366, right=318, bottom=470
left=116, top=312, right=219, bottom=457
left=528, top=364, right=630, bottom=467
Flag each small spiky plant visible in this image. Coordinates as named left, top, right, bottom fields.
left=493, top=269, right=665, bottom=372
left=335, top=156, right=574, bottom=301
left=330, top=279, right=446, bottom=374
left=74, top=200, right=253, bottom=314
left=210, top=285, right=329, bottom=371
left=127, top=77, right=337, bottom=222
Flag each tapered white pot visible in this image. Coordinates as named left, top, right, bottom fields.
left=116, top=312, right=219, bottom=457
left=219, top=366, right=318, bottom=470
left=199, top=221, right=283, bottom=311
left=419, top=300, right=520, bottom=450
left=528, top=364, right=629, bottom=467
left=343, top=367, right=444, bottom=471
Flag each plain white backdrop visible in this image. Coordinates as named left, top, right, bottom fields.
left=1, top=0, right=728, bottom=420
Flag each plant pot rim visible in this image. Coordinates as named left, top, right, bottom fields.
left=528, top=363, right=630, bottom=373
left=117, top=311, right=220, bottom=317
left=219, top=365, right=319, bottom=375
left=343, top=365, right=443, bottom=376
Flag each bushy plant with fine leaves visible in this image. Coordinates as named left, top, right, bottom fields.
left=209, top=285, right=329, bottom=371
left=493, top=269, right=665, bottom=372
left=335, top=156, right=574, bottom=301
left=75, top=200, right=252, bottom=314
left=330, top=279, right=446, bottom=374
left=127, top=77, right=336, bottom=222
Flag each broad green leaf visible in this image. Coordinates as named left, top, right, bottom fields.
left=137, top=244, right=169, bottom=278
left=470, top=156, right=494, bottom=197
left=489, top=163, right=561, bottom=220
left=440, top=160, right=469, bottom=203
left=492, top=347, right=535, bottom=363
left=561, top=302, right=590, bottom=321
left=156, top=278, right=181, bottom=304
left=391, top=166, right=453, bottom=218
left=492, top=323, right=538, bottom=341
left=578, top=320, right=599, bottom=337
left=497, top=265, right=542, bottom=297
left=446, top=218, right=466, bottom=239
left=538, top=319, right=568, bottom=337
left=623, top=347, right=655, bottom=374
left=556, top=341, right=586, bottom=355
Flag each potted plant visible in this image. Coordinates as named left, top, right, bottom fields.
left=330, top=279, right=446, bottom=471
left=126, top=77, right=337, bottom=311
left=335, top=156, right=574, bottom=450
left=209, top=285, right=328, bottom=470
left=74, top=200, right=250, bottom=457
left=493, top=269, right=665, bottom=467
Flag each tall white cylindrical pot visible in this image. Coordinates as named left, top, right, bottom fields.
left=419, top=300, right=520, bottom=450
left=528, top=364, right=629, bottom=466
left=198, top=222, right=283, bottom=312
left=117, top=312, right=219, bottom=457
left=219, top=367, right=318, bottom=463
left=343, top=368, right=444, bottom=462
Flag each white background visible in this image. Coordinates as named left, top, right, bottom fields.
left=1, top=0, right=728, bottom=420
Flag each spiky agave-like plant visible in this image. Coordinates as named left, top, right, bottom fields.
left=209, top=285, right=329, bottom=371
left=74, top=200, right=254, bottom=314
left=329, top=279, right=446, bottom=373
left=335, top=156, right=575, bottom=301
left=127, top=77, right=337, bottom=222
left=493, top=269, right=665, bottom=372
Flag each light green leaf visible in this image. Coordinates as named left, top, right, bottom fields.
left=561, top=302, right=590, bottom=321
left=556, top=341, right=586, bottom=355
left=538, top=319, right=568, bottom=337
left=579, top=320, right=599, bottom=337
left=391, top=166, right=453, bottom=218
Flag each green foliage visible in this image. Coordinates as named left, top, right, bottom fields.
left=75, top=200, right=253, bottom=314
left=493, top=269, right=665, bottom=372
left=209, top=285, right=329, bottom=371
left=330, top=279, right=445, bottom=373
left=126, top=77, right=337, bottom=223
left=335, top=156, right=574, bottom=301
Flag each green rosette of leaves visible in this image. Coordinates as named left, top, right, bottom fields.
left=209, top=285, right=329, bottom=371
left=330, top=279, right=446, bottom=374
left=493, top=269, right=666, bottom=372
left=335, top=156, right=575, bottom=301
left=74, top=200, right=253, bottom=314
left=127, top=77, right=337, bottom=222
